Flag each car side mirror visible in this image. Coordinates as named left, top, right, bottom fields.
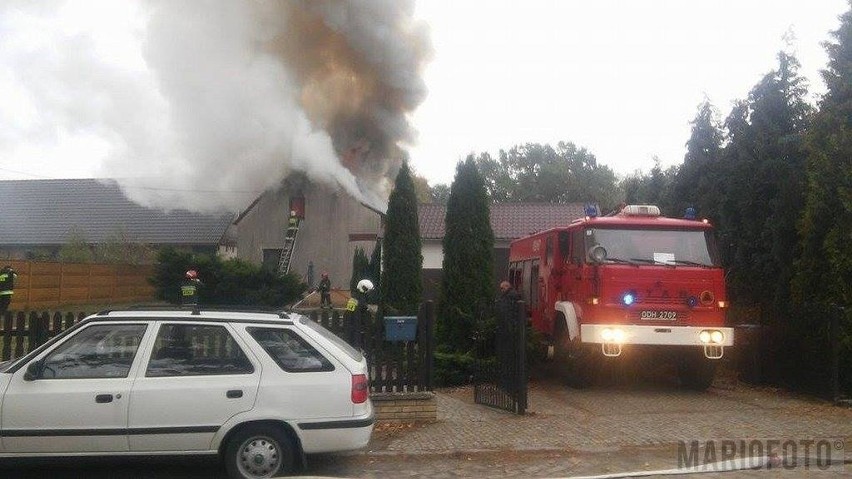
left=24, top=360, right=43, bottom=381
left=588, top=244, right=608, bottom=263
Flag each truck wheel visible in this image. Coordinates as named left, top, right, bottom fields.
left=677, top=353, right=718, bottom=391
left=224, top=425, right=295, bottom=479
left=567, top=343, right=598, bottom=388
left=554, top=317, right=597, bottom=388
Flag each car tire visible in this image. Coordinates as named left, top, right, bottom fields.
left=224, top=425, right=295, bottom=479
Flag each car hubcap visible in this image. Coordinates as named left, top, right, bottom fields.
left=238, top=436, right=281, bottom=478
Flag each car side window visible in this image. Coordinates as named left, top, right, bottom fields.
left=146, top=324, right=254, bottom=377
left=247, top=327, right=334, bottom=372
left=39, top=324, right=147, bottom=380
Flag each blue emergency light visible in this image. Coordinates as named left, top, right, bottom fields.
left=584, top=203, right=598, bottom=217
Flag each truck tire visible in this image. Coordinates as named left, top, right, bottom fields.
left=677, top=352, right=718, bottom=391
left=554, top=315, right=596, bottom=388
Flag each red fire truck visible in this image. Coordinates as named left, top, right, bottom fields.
left=508, top=204, right=733, bottom=389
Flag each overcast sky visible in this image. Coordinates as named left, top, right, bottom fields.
left=0, top=0, right=849, bottom=203
left=409, top=0, right=849, bottom=185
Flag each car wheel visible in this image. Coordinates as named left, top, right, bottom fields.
left=225, top=425, right=295, bottom=479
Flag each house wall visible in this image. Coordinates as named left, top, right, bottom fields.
left=420, top=239, right=512, bottom=301
left=236, top=184, right=382, bottom=289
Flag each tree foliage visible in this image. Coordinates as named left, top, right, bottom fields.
left=621, top=158, right=678, bottom=214
left=349, top=246, right=370, bottom=294
left=151, top=247, right=306, bottom=307
left=717, top=51, right=811, bottom=308
left=438, top=156, right=495, bottom=352
left=381, top=161, right=423, bottom=314
left=58, top=228, right=93, bottom=263
left=794, top=6, right=852, bottom=307
left=475, top=141, right=621, bottom=211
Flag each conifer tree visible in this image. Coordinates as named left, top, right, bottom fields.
left=438, top=156, right=495, bottom=352
left=381, top=161, right=423, bottom=314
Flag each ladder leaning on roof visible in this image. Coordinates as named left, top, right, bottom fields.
left=277, top=214, right=301, bottom=275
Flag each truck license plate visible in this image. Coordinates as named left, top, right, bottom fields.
left=640, top=310, right=678, bottom=320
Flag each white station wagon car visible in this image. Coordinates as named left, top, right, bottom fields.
left=0, top=308, right=374, bottom=478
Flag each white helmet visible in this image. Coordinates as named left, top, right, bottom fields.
left=356, top=279, right=374, bottom=294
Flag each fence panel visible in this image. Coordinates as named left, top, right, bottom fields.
left=301, top=301, right=435, bottom=394
left=4, top=260, right=155, bottom=310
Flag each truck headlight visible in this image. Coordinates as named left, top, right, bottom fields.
left=601, top=328, right=626, bottom=343
left=710, top=330, right=724, bottom=344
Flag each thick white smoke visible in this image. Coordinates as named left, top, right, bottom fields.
left=0, top=0, right=431, bottom=213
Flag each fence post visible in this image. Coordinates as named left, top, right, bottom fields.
left=515, top=300, right=527, bottom=415
left=1, top=312, right=11, bottom=361
left=830, top=304, right=842, bottom=404
left=418, top=300, right=435, bottom=391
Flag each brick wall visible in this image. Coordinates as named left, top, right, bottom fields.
left=372, top=392, right=437, bottom=422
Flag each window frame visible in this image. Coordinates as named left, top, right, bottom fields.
left=144, top=322, right=256, bottom=378
left=247, top=326, right=336, bottom=373
left=35, top=323, right=149, bottom=381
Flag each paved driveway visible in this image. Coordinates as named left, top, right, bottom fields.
left=3, top=373, right=850, bottom=478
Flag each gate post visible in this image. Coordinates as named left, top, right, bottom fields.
left=515, top=300, right=528, bottom=415
left=418, top=300, right=436, bottom=391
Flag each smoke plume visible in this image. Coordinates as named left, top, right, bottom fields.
left=0, top=0, right=431, bottom=213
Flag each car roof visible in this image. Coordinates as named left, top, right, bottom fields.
left=90, top=307, right=295, bottom=325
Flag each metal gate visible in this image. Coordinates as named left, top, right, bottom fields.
left=474, top=300, right=528, bottom=414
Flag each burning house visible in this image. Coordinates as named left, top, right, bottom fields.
left=233, top=175, right=383, bottom=290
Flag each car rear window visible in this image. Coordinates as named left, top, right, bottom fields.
left=298, top=316, right=364, bottom=362
left=247, top=327, right=334, bottom=372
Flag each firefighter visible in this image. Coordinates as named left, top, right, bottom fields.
left=318, top=272, right=331, bottom=309
left=499, top=280, right=520, bottom=303
left=181, top=269, right=202, bottom=306
left=0, top=265, right=17, bottom=314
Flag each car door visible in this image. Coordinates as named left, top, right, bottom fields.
left=1, top=322, right=149, bottom=453
left=127, top=322, right=260, bottom=452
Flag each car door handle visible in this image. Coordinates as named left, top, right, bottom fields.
left=95, top=394, right=114, bottom=403
left=226, top=389, right=243, bottom=399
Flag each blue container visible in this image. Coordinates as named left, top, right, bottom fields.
left=384, top=316, right=418, bottom=342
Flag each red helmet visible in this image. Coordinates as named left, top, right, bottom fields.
left=185, top=270, right=198, bottom=279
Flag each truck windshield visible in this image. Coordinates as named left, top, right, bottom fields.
left=585, top=228, right=721, bottom=267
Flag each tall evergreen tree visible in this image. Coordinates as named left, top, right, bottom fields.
left=795, top=5, right=852, bottom=307
left=366, top=240, right=382, bottom=303
left=670, top=100, right=724, bottom=220
left=349, top=247, right=369, bottom=294
left=719, top=51, right=811, bottom=307
left=381, top=161, right=423, bottom=314
left=438, top=156, right=495, bottom=352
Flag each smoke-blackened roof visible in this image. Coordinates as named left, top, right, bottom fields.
left=0, top=179, right=234, bottom=245
left=419, top=202, right=588, bottom=241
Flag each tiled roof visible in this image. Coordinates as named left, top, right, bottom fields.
left=419, top=202, right=589, bottom=240
left=0, top=179, right=234, bottom=245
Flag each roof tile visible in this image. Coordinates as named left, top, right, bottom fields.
left=0, top=179, right=234, bottom=245
left=419, top=202, right=589, bottom=240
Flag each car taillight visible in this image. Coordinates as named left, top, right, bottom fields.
left=351, top=374, right=368, bottom=404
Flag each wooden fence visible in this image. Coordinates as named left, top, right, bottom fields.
left=302, top=302, right=436, bottom=394
left=0, top=311, right=90, bottom=361
left=0, top=302, right=437, bottom=394
left=2, top=260, right=155, bottom=309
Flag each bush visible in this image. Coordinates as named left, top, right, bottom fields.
left=433, top=350, right=477, bottom=387
left=151, top=247, right=306, bottom=307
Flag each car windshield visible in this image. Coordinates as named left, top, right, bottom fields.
left=586, top=228, right=720, bottom=267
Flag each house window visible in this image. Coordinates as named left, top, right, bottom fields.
left=262, top=248, right=283, bottom=270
